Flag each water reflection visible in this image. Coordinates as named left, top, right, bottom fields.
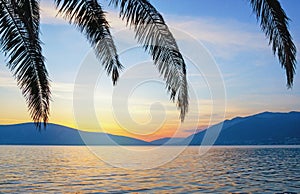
left=0, top=146, right=299, bottom=193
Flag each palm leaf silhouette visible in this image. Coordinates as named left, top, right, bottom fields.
left=55, top=0, right=123, bottom=85
left=0, top=0, right=297, bottom=126
left=110, top=0, right=188, bottom=121
left=0, top=0, right=51, bottom=127
left=249, top=0, right=297, bottom=87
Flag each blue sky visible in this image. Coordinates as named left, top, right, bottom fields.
left=0, top=0, right=299, bottom=140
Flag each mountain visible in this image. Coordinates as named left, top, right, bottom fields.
left=186, top=111, right=300, bottom=145
left=1, top=112, right=300, bottom=145
left=0, top=123, right=150, bottom=145
left=151, top=138, right=186, bottom=145
left=150, top=111, right=300, bottom=145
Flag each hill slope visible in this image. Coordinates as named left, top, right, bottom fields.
left=1, top=112, right=299, bottom=145
left=0, top=123, right=150, bottom=145
left=186, top=111, right=300, bottom=145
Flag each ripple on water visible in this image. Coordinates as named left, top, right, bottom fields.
left=0, top=146, right=299, bottom=193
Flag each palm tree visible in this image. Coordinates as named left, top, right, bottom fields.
left=0, top=0, right=297, bottom=127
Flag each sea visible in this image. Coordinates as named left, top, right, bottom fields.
left=0, top=146, right=299, bottom=193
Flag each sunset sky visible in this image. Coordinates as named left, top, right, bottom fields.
left=0, top=0, right=299, bottom=141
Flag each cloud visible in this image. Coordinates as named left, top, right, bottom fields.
left=52, top=82, right=74, bottom=93
left=39, top=2, right=125, bottom=27
left=0, top=70, right=17, bottom=89
left=175, top=18, right=265, bottom=48
left=164, top=16, right=270, bottom=60
left=0, top=71, right=75, bottom=101
left=51, top=82, right=74, bottom=100
left=38, top=2, right=273, bottom=61
left=40, top=1, right=65, bottom=25
left=38, top=3, right=299, bottom=62
left=92, top=13, right=274, bottom=61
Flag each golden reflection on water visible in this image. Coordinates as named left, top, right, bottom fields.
left=0, top=146, right=299, bottom=193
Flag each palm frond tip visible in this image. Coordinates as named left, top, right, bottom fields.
left=0, top=0, right=51, bottom=127
left=110, top=0, right=189, bottom=121
left=55, top=0, right=123, bottom=85
left=249, top=0, right=297, bottom=87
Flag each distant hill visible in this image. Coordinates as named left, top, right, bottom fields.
left=186, top=111, right=300, bottom=145
left=1, top=112, right=299, bottom=145
left=0, top=123, right=150, bottom=145
left=151, top=111, right=300, bottom=145
left=151, top=138, right=186, bottom=145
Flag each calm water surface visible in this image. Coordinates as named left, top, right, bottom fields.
left=0, top=146, right=299, bottom=193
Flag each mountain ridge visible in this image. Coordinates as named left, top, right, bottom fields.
left=0, top=123, right=150, bottom=145
left=185, top=111, right=300, bottom=145
left=151, top=111, right=300, bottom=145
left=0, top=111, right=299, bottom=145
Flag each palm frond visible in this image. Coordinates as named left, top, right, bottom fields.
left=110, top=0, right=188, bottom=121
left=55, top=0, right=122, bottom=85
left=0, top=0, right=51, bottom=127
left=249, top=0, right=297, bottom=87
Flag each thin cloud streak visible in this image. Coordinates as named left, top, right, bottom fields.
left=38, top=3, right=274, bottom=61
left=40, top=1, right=65, bottom=24
left=168, top=16, right=267, bottom=49
left=0, top=70, right=17, bottom=89
left=38, top=4, right=299, bottom=63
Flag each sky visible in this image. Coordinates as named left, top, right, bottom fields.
left=0, top=0, right=299, bottom=141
